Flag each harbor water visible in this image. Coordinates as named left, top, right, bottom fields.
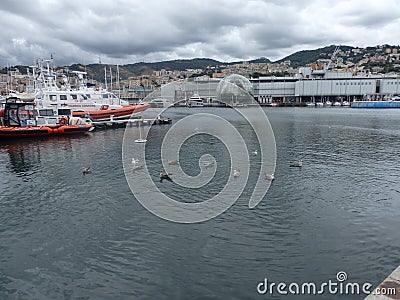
left=1, top=107, right=400, bottom=299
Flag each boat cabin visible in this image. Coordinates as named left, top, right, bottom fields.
left=2, top=97, right=37, bottom=127
left=36, top=108, right=73, bottom=125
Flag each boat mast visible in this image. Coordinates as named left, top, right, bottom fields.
left=116, top=64, right=121, bottom=104
left=104, top=66, right=108, bottom=90
left=109, top=66, right=113, bottom=92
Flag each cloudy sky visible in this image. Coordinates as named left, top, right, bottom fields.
left=0, top=0, right=399, bottom=66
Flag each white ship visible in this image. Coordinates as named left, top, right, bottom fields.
left=186, top=94, right=204, bottom=107
left=25, top=58, right=148, bottom=121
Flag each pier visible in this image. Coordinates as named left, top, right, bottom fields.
left=365, top=265, right=400, bottom=299
left=92, top=117, right=172, bottom=129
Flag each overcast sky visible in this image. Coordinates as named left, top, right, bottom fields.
left=0, top=0, right=399, bottom=67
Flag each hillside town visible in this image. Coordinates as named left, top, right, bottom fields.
left=1, top=44, right=400, bottom=102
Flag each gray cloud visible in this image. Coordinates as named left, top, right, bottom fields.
left=0, top=0, right=399, bottom=67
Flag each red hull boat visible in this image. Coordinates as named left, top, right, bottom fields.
left=72, top=103, right=150, bottom=121
left=0, top=97, right=94, bottom=139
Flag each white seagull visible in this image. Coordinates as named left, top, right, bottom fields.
left=290, top=159, right=303, bottom=167
left=203, top=161, right=215, bottom=168
left=265, top=173, right=275, bottom=181
left=133, top=164, right=144, bottom=171
left=167, top=159, right=179, bottom=166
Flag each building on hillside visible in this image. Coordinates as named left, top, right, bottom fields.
left=251, top=66, right=400, bottom=104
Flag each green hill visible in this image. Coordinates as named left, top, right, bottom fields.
left=3, top=44, right=400, bottom=81
left=276, top=45, right=353, bottom=67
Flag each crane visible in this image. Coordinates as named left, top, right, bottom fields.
left=325, top=46, right=340, bottom=71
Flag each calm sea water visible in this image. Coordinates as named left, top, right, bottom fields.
left=1, top=107, right=400, bottom=299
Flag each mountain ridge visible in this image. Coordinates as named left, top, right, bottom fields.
left=3, top=44, right=400, bottom=80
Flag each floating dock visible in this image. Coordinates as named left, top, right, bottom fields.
left=365, top=265, right=400, bottom=299
left=92, top=117, right=172, bottom=129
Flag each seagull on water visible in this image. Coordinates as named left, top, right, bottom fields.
left=159, top=171, right=173, bottom=182
left=167, top=159, right=179, bottom=166
left=290, top=159, right=303, bottom=167
left=265, top=173, right=275, bottom=181
left=203, top=161, right=215, bottom=168
left=82, top=167, right=92, bottom=175
left=133, top=164, right=144, bottom=172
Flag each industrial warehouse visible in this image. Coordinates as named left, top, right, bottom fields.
left=251, top=64, right=400, bottom=106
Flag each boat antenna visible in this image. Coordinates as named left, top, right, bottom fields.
left=109, top=66, right=113, bottom=92
left=116, top=64, right=121, bottom=102
left=104, top=66, right=108, bottom=90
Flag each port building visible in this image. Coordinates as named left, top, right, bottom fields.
left=251, top=66, right=400, bottom=104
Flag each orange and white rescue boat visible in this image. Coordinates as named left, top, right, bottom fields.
left=0, top=97, right=94, bottom=138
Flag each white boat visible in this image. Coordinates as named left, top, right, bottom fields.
left=342, top=101, right=350, bottom=107
left=306, top=102, right=315, bottom=107
left=315, top=102, right=324, bottom=107
left=187, top=94, right=204, bottom=107
left=324, top=100, right=332, bottom=106
left=232, top=102, right=248, bottom=108
left=332, top=101, right=341, bottom=106
left=68, top=70, right=130, bottom=106
left=29, top=58, right=148, bottom=122
left=148, top=98, right=173, bottom=108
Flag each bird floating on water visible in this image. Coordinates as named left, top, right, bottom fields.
left=252, top=150, right=258, bottom=156
left=290, top=159, right=303, bottom=167
left=159, top=171, right=173, bottom=182
left=203, top=161, right=215, bottom=168
left=82, top=167, right=92, bottom=175
left=233, top=169, right=240, bottom=178
left=133, top=164, right=144, bottom=171
left=265, top=173, right=275, bottom=181
left=167, top=159, right=179, bottom=166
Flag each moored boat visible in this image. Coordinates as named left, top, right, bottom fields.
left=28, top=58, right=149, bottom=122
left=0, top=97, right=93, bottom=138
left=186, top=94, right=204, bottom=107
left=71, top=102, right=149, bottom=122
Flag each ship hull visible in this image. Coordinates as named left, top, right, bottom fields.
left=0, top=124, right=93, bottom=138
left=71, top=103, right=149, bottom=121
